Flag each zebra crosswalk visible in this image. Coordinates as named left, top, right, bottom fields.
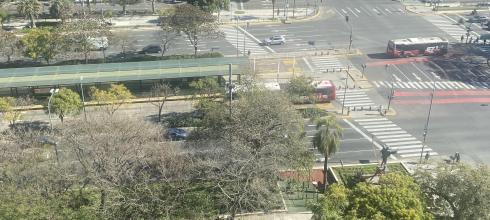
left=337, top=89, right=379, bottom=109
left=310, top=56, right=346, bottom=72
left=372, top=80, right=489, bottom=89
left=221, top=26, right=269, bottom=55
left=423, top=15, right=478, bottom=42
left=354, top=117, right=438, bottom=159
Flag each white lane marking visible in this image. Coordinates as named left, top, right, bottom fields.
left=400, top=152, right=438, bottom=158
left=392, top=64, right=411, bottom=81
left=397, top=148, right=433, bottom=154
left=358, top=121, right=394, bottom=126
left=410, top=62, right=433, bottom=81
left=363, top=124, right=397, bottom=129
left=377, top=134, right=412, bottom=139
left=235, top=25, right=275, bottom=53
left=303, top=57, right=314, bottom=72
left=343, top=119, right=397, bottom=160
left=386, top=140, right=422, bottom=146
left=411, top=72, right=422, bottom=81
left=371, top=130, right=407, bottom=136
left=347, top=7, right=359, bottom=17
left=367, top=127, right=403, bottom=132
left=355, top=118, right=388, bottom=122
left=381, top=137, right=417, bottom=143
left=390, top=144, right=423, bottom=150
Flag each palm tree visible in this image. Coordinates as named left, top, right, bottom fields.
left=313, top=116, right=342, bottom=192
left=17, top=0, right=41, bottom=28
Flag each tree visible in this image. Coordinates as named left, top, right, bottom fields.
left=116, top=0, right=141, bottom=15
left=272, top=0, right=276, bottom=19
left=309, top=173, right=433, bottom=220
left=49, top=88, right=82, bottom=123
left=190, top=77, right=221, bottom=99
left=170, top=4, right=223, bottom=56
left=90, top=84, right=134, bottom=115
left=49, top=0, right=74, bottom=23
left=150, top=82, right=179, bottom=122
left=0, top=8, right=8, bottom=28
left=0, top=30, right=20, bottom=63
left=17, top=0, right=41, bottom=28
left=287, top=76, right=315, bottom=103
left=190, top=89, right=310, bottom=217
left=60, top=16, right=110, bottom=64
left=21, top=28, right=60, bottom=64
left=414, top=162, right=490, bottom=219
left=158, top=7, right=178, bottom=56
left=186, top=0, right=230, bottom=22
left=111, top=32, right=137, bottom=57
left=0, top=96, right=31, bottom=125
left=313, top=115, right=342, bottom=191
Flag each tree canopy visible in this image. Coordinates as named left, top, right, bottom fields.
left=17, top=0, right=40, bottom=28
left=414, top=162, right=490, bottom=219
left=90, top=84, right=134, bottom=115
left=20, top=28, right=59, bottom=64
left=49, top=88, right=82, bottom=122
left=309, top=173, right=433, bottom=220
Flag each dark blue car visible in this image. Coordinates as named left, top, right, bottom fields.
left=167, top=128, right=188, bottom=140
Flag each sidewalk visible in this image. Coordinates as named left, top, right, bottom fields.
left=3, top=7, right=318, bottom=30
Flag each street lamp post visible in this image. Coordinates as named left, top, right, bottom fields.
left=386, top=64, right=394, bottom=114
left=236, top=16, right=239, bottom=57
left=419, top=80, right=436, bottom=163
left=341, top=66, right=349, bottom=115
left=48, top=88, right=59, bottom=131
left=345, top=15, right=353, bottom=52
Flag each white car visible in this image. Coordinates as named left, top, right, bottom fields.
left=87, top=36, right=108, bottom=50
left=263, top=35, right=286, bottom=45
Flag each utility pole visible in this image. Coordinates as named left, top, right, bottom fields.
left=341, top=66, right=349, bottom=115
left=345, top=15, right=353, bottom=52
left=236, top=16, right=239, bottom=57
left=361, top=64, right=366, bottom=78
left=419, top=80, right=436, bottom=163
left=386, top=64, right=394, bottom=114
left=48, top=88, right=59, bottom=131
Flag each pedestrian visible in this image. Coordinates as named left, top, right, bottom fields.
left=484, top=39, right=487, bottom=45
left=425, top=152, right=430, bottom=162
left=455, top=152, right=461, bottom=163
left=247, top=50, right=251, bottom=56
left=469, top=36, right=473, bottom=44
left=475, top=37, right=479, bottom=44
left=461, top=35, right=465, bottom=43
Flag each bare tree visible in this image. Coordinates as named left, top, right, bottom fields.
left=0, top=30, right=21, bottom=63
left=150, top=82, right=179, bottom=122
left=111, top=31, right=137, bottom=57
left=158, top=7, right=178, bottom=56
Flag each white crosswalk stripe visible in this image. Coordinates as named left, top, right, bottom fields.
left=310, top=56, right=345, bottom=72
left=336, top=89, right=380, bottom=110
left=221, top=27, right=269, bottom=55
left=354, top=117, right=439, bottom=159
left=373, top=81, right=486, bottom=90
left=423, top=15, right=478, bottom=42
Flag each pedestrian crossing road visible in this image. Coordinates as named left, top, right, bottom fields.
left=372, top=80, right=489, bottom=90
left=354, top=117, right=438, bottom=159
left=310, top=56, right=346, bottom=72
left=336, top=89, right=379, bottom=110
left=423, top=14, right=479, bottom=42
left=221, top=26, right=270, bottom=55
left=334, top=5, right=406, bottom=19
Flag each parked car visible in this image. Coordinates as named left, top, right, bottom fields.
left=468, top=15, right=488, bottom=23
left=87, top=36, right=108, bottom=50
left=263, top=35, right=286, bottom=45
left=166, top=128, right=188, bottom=140
left=139, top=44, right=162, bottom=54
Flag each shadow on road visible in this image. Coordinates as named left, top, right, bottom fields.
left=367, top=53, right=391, bottom=60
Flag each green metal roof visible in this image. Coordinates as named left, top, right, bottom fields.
left=0, top=57, right=248, bottom=88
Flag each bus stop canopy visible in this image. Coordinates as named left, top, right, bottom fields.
left=0, top=57, right=248, bottom=88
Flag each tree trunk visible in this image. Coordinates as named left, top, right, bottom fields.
left=102, top=49, right=106, bottom=63
left=157, top=103, right=163, bottom=122
left=123, top=4, right=127, bottom=15
left=151, top=0, right=155, bottom=14
left=323, top=155, right=328, bottom=192
left=87, top=0, right=91, bottom=12
left=272, top=1, right=275, bottom=19
left=194, top=45, right=198, bottom=57
left=30, top=15, right=36, bottom=28
left=85, top=52, right=89, bottom=64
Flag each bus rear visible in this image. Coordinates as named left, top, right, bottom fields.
left=314, top=80, right=336, bottom=102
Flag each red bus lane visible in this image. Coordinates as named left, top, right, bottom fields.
left=392, top=90, right=490, bottom=105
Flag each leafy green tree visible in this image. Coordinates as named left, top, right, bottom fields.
left=21, top=28, right=60, bottom=64
left=169, top=4, right=222, bottom=56
left=186, top=0, right=230, bottom=21
left=287, top=76, right=315, bottom=103
left=313, top=115, right=342, bottom=191
left=49, top=88, right=82, bottom=123
left=17, top=0, right=41, bottom=28
left=49, top=0, right=74, bottom=23
left=190, top=77, right=221, bottom=99
left=90, top=84, right=134, bottom=115
left=414, top=162, right=490, bottom=219
left=309, top=173, right=433, bottom=220
left=0, top=30, right=20, bottom=63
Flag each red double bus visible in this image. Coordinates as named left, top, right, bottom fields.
left=387, top=37, right=448, bottom=58
left=313, top=80, right=336, bottom=102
